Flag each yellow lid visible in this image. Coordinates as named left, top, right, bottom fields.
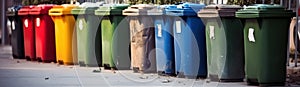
left=49, top=4, right=78, bottom=16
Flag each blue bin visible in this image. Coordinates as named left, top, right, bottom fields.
left=148, top=5, right=176, bottom=76
left=166, top=3, right=207, bottom=79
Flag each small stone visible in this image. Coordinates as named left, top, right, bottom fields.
left=206, top=80, right=210, bottom=83
left=44, top=77, right=49, bottom=80
left=139, top=76, right=148, bottom=79
left=16, top=61, right=20, bottom=63
left=92, top=69, right=101, bottom=73
left=162, top=79, right=171, bottom=83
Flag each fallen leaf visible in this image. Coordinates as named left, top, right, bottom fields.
left=93, top=69, right=101, bottom=73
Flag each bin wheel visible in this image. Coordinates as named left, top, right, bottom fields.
left=37, top=57, right=42, bottom=62
left=132, top=67, right=139, bottom=73
left=25, top=56, right=31, bottom=61
left=246, top=79, right=259, bottom=86
left=12, top=54, right=18, bottom=58
left=78, top=61, right=85, bottom=67
left=103, top=64, right=111, bottom=70
left=57, top=60, right=64, bottom=65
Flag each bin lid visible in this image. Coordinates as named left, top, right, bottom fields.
left=7, top=5, right=22, bottom=16
left=95, top=4, right=130, bottom=16
left=30, top=4, right=54, bottom=15
left=165, top=3, right=205, bottom=16
left=236, top=4, right=294, bottom=18
left=147, top=5, right=174, bottom=15
left=49, top=4, right=78, bottom=16
left=71, top=2, right=104, bottom=15
left=18, top=6, right=34, bottom=16
left=146, top=5, right=166, bottom=15
left=198, top=4, right=241, bottom=18
left=122, top=4, right=155, bottom=16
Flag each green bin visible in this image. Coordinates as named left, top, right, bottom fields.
left=198, top=5, right=244, bottom=82
left=71, top=2, right=104, bottom=67
left=95, top=4, right=131, bottom=69
left=236, top=4, right=294, bottom=86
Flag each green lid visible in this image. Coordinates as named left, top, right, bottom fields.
left=71, top=2, right=103, bottom=15
left=198, top=5, right=241, bottom=18
left=236, top=4, right=294, bottom=18
left=95, top=4, right=130, bottom=16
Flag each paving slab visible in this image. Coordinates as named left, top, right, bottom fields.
left=0, top=45, right=297, bottom=87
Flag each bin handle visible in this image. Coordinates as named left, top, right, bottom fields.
left=123, top=11, right=138, bottom=13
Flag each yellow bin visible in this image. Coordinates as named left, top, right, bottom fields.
left=49, top=4, right=78, bottom=65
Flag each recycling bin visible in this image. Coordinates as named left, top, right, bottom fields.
left=166, top=3, right=207, bottom=78
left=71, top=2, right=104, bottom=67
left=148, top=5, right=175, bottom=76
left=236, top=4, right=294, bottom=86
left=18, top=6, right=36, bottom=61
left=29, top=5, right=56, bottom=63
left=198, top=5, right=244, bottom=82
left=49, top=4, right=78, bottom=65
left=95, top=4, right=131, bottom=70
left=7, top=5, right=25, bottom=59
left=123, top=4, right=156, bottom=73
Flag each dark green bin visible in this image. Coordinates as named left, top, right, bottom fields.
left=198, top=5, right=245, bottom=82
left=236, top=4, right=294, bottom=86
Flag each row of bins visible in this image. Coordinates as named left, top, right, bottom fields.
left=7, top=2, right=295, bottom=86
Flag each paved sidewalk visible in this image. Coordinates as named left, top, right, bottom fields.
left=0, top=45, right=295, bottom=87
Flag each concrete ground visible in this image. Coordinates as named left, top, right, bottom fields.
left=0, top=45, right=298, bottom=87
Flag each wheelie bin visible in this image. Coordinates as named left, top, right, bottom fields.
left=95, top=4, right=131, bottom=70
left=30, top=4, right=56, bottom=63
left=123, top=4, right=157, bottom=73
left=49, top=4, right=78, bottom=65
left=166, top=3, right=206, bottom=79
left=71, top=2, right=104, bottom=67
left=7, top=5, right=25, bottom=59
left=18, top=6, right=36, bottom=61
left=198, top=5, right=244, bottom=82
left=148, top=5, right=176, bottom=76
left=236, top=4, right=294, bottom=86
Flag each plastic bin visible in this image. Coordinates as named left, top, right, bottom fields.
left=7, top=5, right=25, bottom=59
left=198, top=5, right=244, bottom=82
left=18, top=6, right=36, bottom=61
left=236, top=4, right=294, bottom=86
left=30, top=4, right=56, bottom=63
left=166, top=3, right=206, bottom=79
left=49, top=4, right=78, bottom=65
left=123, top=4, right=157, bottom=73
left=95, top=4, right=131, bottom=69
left=71, top=2, right=104, bottom=67
left=148, top=5, right=176, bottom=76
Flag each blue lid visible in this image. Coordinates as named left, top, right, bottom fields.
left=166, top=3, right=205, bottom=16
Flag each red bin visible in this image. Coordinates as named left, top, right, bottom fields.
left=30, top=5, right=56, bottom=63
left=18, top=6, right=36, bottom=61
